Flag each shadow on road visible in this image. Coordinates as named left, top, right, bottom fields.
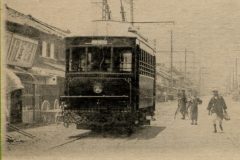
left=129, top=126, right=166, bottom=140
left=49, top=126, right=166, bottom=150
left=67, top=126, right=166, bottom=140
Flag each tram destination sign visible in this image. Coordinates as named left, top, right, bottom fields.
left=66, top=37, right=136, bottom=47
left=90, top=39, right=108, bottom=45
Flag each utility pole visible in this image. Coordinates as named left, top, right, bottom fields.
left=233, top=65, right=235, bottom=90
left=153, top=39, right=157, bottom=51
left=199, top=67, right=202, bottom=95
left=236, top=57, right=238, bottom=89
left=170, top=30, right=173, bottom=88
left=184, top=48, right=187, bottom=81
left=198, top=67, right=208, bottom=95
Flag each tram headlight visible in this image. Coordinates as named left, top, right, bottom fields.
left=93, top=82, right=103, bottom=94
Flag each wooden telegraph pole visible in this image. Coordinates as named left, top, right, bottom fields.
left=236, top=57, right=238, bottom=89
left=184, top=48, right=187, bottom=81
left=170, top=30, right=173, bottom=88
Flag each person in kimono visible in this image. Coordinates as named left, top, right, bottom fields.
left=207, top=90, right=227, bottom=133
left=188, top=92, right=202, bottom=125
left=175, top=90, right=188, bottom=119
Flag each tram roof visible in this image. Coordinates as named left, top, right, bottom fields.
left=67, top=21, right=156, bottom=55
left=68, top=21, right=136, bottom=37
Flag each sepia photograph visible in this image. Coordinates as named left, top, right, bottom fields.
left=1, top=0, right=240, bottom=160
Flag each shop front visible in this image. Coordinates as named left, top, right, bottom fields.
left=5, top=8, right=67, bottom=124
left=6, top=68, right=24, bottom=124
left=7, top=66, right=64, bottom=124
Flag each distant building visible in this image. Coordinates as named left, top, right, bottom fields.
left=156, top=64, right=171, bottom=101
left=5, top=6, right=69, bottom=124
left=156, top=63, right=196, bottom=101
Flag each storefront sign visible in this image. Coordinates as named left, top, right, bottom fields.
left=7, top=33, right=38, bottom=68
left=5, top=32, right=13, bottom=54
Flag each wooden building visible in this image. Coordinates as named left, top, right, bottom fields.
left=5, top=6, right=69, bottom=124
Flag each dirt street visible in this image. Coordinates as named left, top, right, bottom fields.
left=4, top=96, right=240, bottom=160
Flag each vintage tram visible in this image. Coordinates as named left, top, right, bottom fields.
left=60, top=27, right=156, bottom=131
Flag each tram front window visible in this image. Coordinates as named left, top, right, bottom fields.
left=68, top=47, right=132, bottom=72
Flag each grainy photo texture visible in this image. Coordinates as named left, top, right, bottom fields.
left=1, top=0, right=240, bottom=160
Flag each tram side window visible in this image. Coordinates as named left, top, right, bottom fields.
left=146, top=53, right=149, bottom=64
left=142, top=50, right=144, bottom=61
left=138, top=49, right=155, bottom=77
left=150, top=55, right=153, bottom=65
left=146, top=53, right=149, bottom=76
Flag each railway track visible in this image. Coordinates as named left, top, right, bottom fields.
left=48, top=127, right=135, bottom=151
left=48, top=131, right=91, bottom=150
left=7, top=124, right=36, bottom=139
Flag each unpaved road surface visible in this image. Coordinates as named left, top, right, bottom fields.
left=4, top=96, right=240, bottom=160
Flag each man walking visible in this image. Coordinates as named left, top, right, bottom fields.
left=188, top=92, right=202, bottom=125
left=207, top=90, right=227, bottom=133
left=163, top=91, right=168, bottom=102
left=175, top=90, right=188, bottom=119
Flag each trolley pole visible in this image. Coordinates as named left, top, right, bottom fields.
left=102, top=0, right=106, bottom=20
left=130, top=0, right=134, bottom=25
left=102, top=0, right=111, bottom=20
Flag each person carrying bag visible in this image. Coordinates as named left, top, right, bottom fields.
left=207, top=90, right=228, bottom=133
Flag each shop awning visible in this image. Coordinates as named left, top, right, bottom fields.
left=6, top=68, right=24, bottom=93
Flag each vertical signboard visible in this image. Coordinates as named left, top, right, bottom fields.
left=7, top=33, right=38, bottom=68
left=5, top=32, right=13, bottom=54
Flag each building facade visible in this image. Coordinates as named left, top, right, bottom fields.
left=5, top=6, right=69, bottom=124
left=156, top=63, right=196, bottom=101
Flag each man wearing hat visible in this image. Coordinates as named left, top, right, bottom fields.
left=207, top=90, right=227, bottom=133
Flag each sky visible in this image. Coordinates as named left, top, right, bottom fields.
left=3, top=0, right=240, bottom=91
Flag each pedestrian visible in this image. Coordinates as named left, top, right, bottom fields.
left=207, top=90, right=227, bottom=133
left=188, top=92, right=202, bottom=125
left=186, top=91, right=193, bottom=117
left=163, top=91, right=168, bottom=102
left=175, top=90, right=188, bottom=119
left=174, top=90, right=181, bottom=119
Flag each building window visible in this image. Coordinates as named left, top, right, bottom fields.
left=46, top=43, right=51, bottom=57
left=50, top=43, right=55, bottom=59
left=42, top=41, right=55, bottom=59
left=42, top=41, right=47, bottom=57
